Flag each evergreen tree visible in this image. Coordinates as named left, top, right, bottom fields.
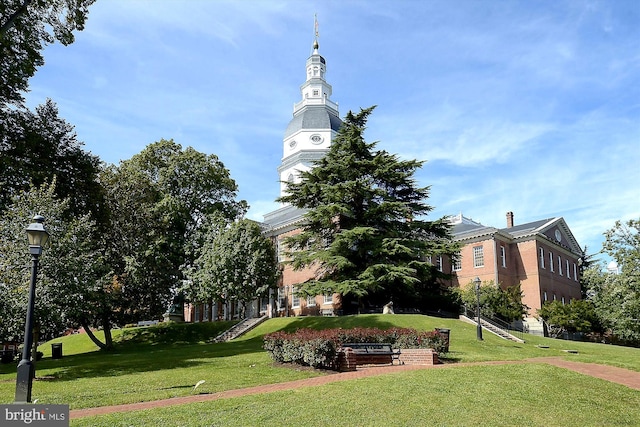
left=278, top=106, right=458, bottom=310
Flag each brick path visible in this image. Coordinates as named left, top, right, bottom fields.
left=69, top=358, right=640, bottom=419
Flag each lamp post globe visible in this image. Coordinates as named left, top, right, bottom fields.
left=473, top=276, right=483, bottom=341
left=15, top=215, right=49, bottom=403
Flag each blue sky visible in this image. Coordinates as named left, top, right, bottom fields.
left=25, top=0, right=639, bottom=260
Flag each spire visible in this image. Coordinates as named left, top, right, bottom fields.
left=312, top=14, right=319, bottom=54
left=314, top=13, right=319, bottom=44
left=277, top=19, right=342, bottom=201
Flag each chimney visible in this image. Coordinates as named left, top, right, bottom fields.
left=506, top=211, right=514, bottom=228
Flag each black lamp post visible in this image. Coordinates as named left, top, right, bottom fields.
left=15, top=215, right=49, bottom=403
left=474, top=276, right=483, bottom=341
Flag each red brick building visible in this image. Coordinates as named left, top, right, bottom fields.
left=440, top=212, right=583, bottom=333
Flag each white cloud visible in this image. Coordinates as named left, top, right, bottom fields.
left=22, top=0, right=639, bottom=258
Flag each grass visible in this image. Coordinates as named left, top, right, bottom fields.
left=0, top=314, right=638, bottom=425
left=70, top=364, right=640, bottom=427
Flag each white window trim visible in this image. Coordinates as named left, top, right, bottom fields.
left=323, top=294, right=333, bottom=305
left=292, top=286, right=300, bottom=308
left=452, top=253, right=462, bottom=272
left=549, top=252, right=554, bottom=272
left=307, top=296, right=316, bottom=307
left=500, top=246, right=506, bottom=268
left=473, top=246, right=484, bottom=268
left=539, top=248, right=545, bottom=269
left=558, top=255, right=563, bottom=276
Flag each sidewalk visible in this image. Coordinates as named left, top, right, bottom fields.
left=70, top=358, right=640, bottom=419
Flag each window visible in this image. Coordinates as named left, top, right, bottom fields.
left=292, top=286, right=300, bottom=308
left=277, top=288, right=286, bottom=311
left=203, top=303, right=209, bottom=321
left=307, top=296, right=316, bottom=307
left=500, top=246, right=506, bottom=268
left=558, top=256, right=563, bottom=276
left=573, top=263, right=578, bottom=281
left=194, top=305, right=201, bottom=323
left=452, top=253, right=462, bottom=271
left=473, top=246, right=484, bottom=268
left=436, top=256, right=443, bottom=272
left=312, top=89, right=319, bottom=96
left=566, top=260, right=570, bottom=278
left=539, top=248, right=545, bottom=269
left=277, top=238, right=286, bottom=263
left=323, top=294, right=333, bottom=305
left=549, top=252, right=554, bottom=272
left=543, top=291, right=548, bottom=302
left=561, top=296, right=566, bottom=305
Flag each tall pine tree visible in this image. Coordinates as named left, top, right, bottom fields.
left=278, top=106, right=459, bottom=311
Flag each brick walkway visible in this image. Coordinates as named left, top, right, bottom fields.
left=69, top=358, right=640, bottom=419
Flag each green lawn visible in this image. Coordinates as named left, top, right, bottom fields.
left=0, top=314, right=638, bottom=426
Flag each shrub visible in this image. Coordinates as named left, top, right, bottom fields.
left=263, top=326, right=447, bottom=369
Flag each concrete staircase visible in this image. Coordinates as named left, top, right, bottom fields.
left=211, top=315, right=269, bottom=343
left=460, top=315, right=525, bottom=343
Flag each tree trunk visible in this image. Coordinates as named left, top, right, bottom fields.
left=102, top=314, right=113, bottom=349
left=80, top=319, right=108, bottom=350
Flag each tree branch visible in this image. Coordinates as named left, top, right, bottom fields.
left=0, top=0, right=33, bottom=36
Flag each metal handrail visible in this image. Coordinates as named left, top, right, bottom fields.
left=463, top=306, right=526, bottom=342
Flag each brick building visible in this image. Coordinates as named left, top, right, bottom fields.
left=186, top=37, right=583, bottom=327
left=441, top=212, right=583, bottom=333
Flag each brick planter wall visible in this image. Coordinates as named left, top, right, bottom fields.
left=397, top=348, right=439, bottom=365
left=337, top=348, right=357, bottom=372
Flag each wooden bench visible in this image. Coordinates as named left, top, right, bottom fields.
left=342, top=343, right=400, bottom=365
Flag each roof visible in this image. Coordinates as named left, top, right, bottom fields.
left=262, top=205, right=307, bottom=234
left=284, top=106, right=342, bottom=139
left=500, top=218, right=553, bottom=237
left=451, top=215, right=582, bottom=256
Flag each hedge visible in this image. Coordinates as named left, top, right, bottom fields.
left=263, top=327, right=446, bottom=369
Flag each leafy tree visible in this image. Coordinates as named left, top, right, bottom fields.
left=456, top=280, right=527, bottom=322
left=538, top=299, right=602, bottom=338
left=0, top=182, right=109, bottom=352
left=1, top=0, right=95, bottom=106
left=187, top=217, right=279, bottom=316
left=99, top=140, right=246, bottom=325
left=591, top=219, right=640, bottom=343
left=581, top=262, right=607, bottom=300
left=0, top=99, right=104, bottom=220
left=277, top=106, right=458, bottom=310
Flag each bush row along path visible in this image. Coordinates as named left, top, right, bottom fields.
left=69, top=357, right=640, bottom=419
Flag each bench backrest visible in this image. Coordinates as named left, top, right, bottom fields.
left=342, top=343, right=393, bottom=353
